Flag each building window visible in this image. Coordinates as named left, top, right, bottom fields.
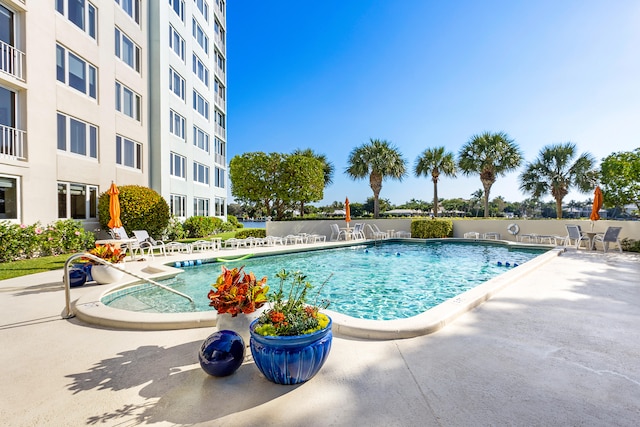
left=193, top=161, right=209, bottom=185
left=214, top=18, right=225, bottom=47
left=56, top=45, right=97, bottom=99
left=116, top=135, right=142, bottom=169
left=169, top=68, right=186, bottom=101
left=115, top=82, right=141, bottom=121
left=169, top=25, right=186, bottom=62
left=192, top=18, right=209, bottom=54
left=214, top=166, right=224, bottom=188
left=170, top=152, right=186, bottom=178
left=195, top=0, right=209, bottom=22
left=214, top=196, right=225, bottom=216
left=169, top=0, right=184, bottom=21
left=215, top=109, right=225, bottom=128
left=169, top=109, right=185, bottom=139
left=0, top=175, right=19, bottom=220
left=216, top=0, right=225, bottom=16
left=57, top=113, right=98, bottom=159
left=194, top=197, right=209, bottom=216
left=55, top=0, right=97, bottom=39
left=170, top=194, right=186, bottom=217
left=215, top=49, right=225, bottom=73
left=193, top=126, right=210, bottom=152
left=214, top=137, right=225, bottom=164
left=115, top=27, right=141, bottom=72
left=115, top=0, right=140, bottom=24
left=193, top=90, right=209, bottom=119
left=57, top=182, right=97, bottom=220
left=214, top=78, right=225, bottom=100
left=192, top=54, right=209, bottom=87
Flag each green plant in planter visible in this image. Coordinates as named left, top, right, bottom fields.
left=254, top=269, right=330, bottom=336
left=84, top=244, right=126, bottom=264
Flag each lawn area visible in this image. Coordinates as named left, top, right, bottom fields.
left=0, top=232, right=241, bottom=281
left=0, top=254, right=74, bottom=281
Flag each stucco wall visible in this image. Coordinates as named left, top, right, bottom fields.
left=265, top=218, right=640, bottom=242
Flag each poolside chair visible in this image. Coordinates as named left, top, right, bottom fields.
left=329, top=223, right=347, bottom=241
left=366, top=224, right=387, bottom=240
left=109, top=227, right=142, bottom=259
left=351, top=223, right=366, bottom=240
left=564, top=225, right=590, bottom=249
left=132, top=230, right=167, bottom=257
left=370, top=224, right=389, bottom=239
left=592, top=226, right=623, bottom=253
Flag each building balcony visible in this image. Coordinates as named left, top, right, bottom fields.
left=0, top=124, right=26, bottom=160
left=215, top=123, right=226, bottom=139
left=0, top=40, right=25, bottom=82
left=214, top=153, right=225, bottom=166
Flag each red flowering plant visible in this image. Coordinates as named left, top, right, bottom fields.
left=254, top=269, right=331, bottom=337
left=208, top=266, right=269, bottom=317
left=84, top=244, right=126, bottom=264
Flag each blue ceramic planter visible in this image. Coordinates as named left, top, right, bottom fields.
left=249, top=317, right=332, bottom=385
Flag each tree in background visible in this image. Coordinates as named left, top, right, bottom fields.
left=414, top=147, right=457, bottom=217
left=458, top=132, right=523, bottom=217
left=229, top=152, right=324, bottom=220
left=363, top=197, right=391, bottom=216
left=519, top=142, right=596, bottom=219
left=346, top=139, right=407, bottom=218
left=292, top=148, right=334, bottom=217
left=600, top=148, right=640, bottom=213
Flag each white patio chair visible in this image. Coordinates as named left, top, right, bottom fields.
left=351, top=223, right=366, bottom=240
left=133, top=230, right=166, bottom=257
left=109, top=227, right=143, bottom=259
left=366, top=224, right=387, bottom=240
left=329, top=224, right=347, bottom=241
left=592, top=226, right=623, bottom=253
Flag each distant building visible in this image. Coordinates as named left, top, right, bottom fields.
left=0, top=0, right=227, bottom=228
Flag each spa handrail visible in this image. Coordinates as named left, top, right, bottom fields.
left=62, top=253, right=195, bottom=319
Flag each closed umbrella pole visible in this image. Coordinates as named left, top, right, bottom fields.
left=590, top=186, right=603, bottom=230
left=107, top=182, right=123, bottom=229
left=345, top=197, right=351, bottom=229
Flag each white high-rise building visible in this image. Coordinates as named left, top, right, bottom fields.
left=149, top=0, right=227, bottom=220
left=0, top=0, right=227, bottom=229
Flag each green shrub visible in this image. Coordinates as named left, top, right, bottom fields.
left=227, top=214, right=240, bottom=228
left=219, top=221, right=237, bottom=232
left=163, top=215, right=185, bottom=240
left=621, top=238, right=640, bottom=253
left=183, top=216, right=222, bottom=237
left=410, top=219, right=453, bottom=238
left=98, top=185, right=170, bottom=238
left=0, top=220, right=94, bottom=262
left=235, top=228, right=266, bottom=239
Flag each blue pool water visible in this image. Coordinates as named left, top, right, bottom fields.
left=103, top=241, right=547, bottom=320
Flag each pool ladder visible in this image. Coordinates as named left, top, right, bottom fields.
left=62, top=253, right=195, bottom=319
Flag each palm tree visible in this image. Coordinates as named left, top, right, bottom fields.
left=519, top=142, right=596, bottom=219
left=458, top=132, right=523, bottom=217
left=292, top=148, right=335, bottom=217
left=345, top=138, right=407, bottom=218
left=414, top=147, right=457, bottom=217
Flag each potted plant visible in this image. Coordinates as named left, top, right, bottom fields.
left=207, top=266, right=269, bottom=344
left=84, top=244, right=126, bottom=284
left=249, top=269, right=332, bottom=385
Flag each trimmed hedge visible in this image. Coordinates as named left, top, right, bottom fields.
left=235, top=228, right=266, bottom=239
left=410, top=219, right=453, bottom=238
left=183, top=216, right=223, bottom=238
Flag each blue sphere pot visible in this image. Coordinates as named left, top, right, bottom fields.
left=249, top=317, right=332, bottom=385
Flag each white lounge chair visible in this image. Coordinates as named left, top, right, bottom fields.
left=351, top=223, right=366, bottom=240
left=133, top=230, right=167, bottom=257
left=366, top=224, right=387, bottom=240
left=593, top=226, right=623, bottom=253
left=329, top=224, right=347, bottom=241
left=109, top=227, right=143, bottom=259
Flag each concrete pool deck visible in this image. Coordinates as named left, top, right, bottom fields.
left=1, top=245, right=639, bottom=426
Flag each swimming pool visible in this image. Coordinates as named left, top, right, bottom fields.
left=103, top=241, right=547, bottom=320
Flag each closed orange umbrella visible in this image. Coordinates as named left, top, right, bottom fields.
left=107, top=182, right=122, bottom=229
left=345, top=197, right=351, bottom=226
left=590, top=186, right=603, bottom=221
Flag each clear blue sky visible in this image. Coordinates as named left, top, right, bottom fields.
left=226, top=1, right=640, bottom=207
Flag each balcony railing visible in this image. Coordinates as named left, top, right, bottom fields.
left=215, top=123, right=226, bottom=139
left=0, top=40, right=25, bottom=81
left=0, top=124, right=26, bottom=160
left=214, top=153, right=225, bottom=166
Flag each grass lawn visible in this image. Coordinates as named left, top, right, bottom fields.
left=0, top=254, right=75, bottom=281
left=0, top=232, right=243, bottom=281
